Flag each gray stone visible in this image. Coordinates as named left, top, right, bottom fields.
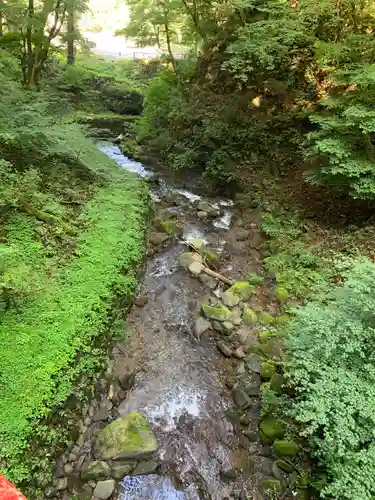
left=197, top=200, right=219, bottom=217
left=232, top=388, right=252, bottom=410
left=84, top=416, right=91, bottom=426
left=212, top=321, right=223, bottom=333
left=81, top=460, right=111, bottom=481
left=64, top=463, right=74, bottom=475
left=188, top=261, right=204, bottom=276
left=194, top=317, right=211, bottom=339
left=237, top=326, right=256, bottom=347
left=233, top=347, right=246, bottom=359
left=110, top=462, right=134, bottom=480
left=244, top=383, right=260, bottom=396
left=217, top=341, right=232, bottom=357
left=234, top=228, right=250, bottom=241
left=179, top=252, right=202, bottom=268
left=222, top=321, right=234, bottom=334
left=272, top=461, right=283, bottom=478
left=222, top=290, right=240, bottom=308
left=246, top=354, right=261, bottom=374
left=220, top=469, right=238, bottom=482
left=119, top=370, right=135, bottom=391
left=188, top=237, right=205, bottom=250
left=197, top=211, right=208, bottom=219
left=135, top=295, right=148, bottom=307
left=97, top=413, right=158, bottom=460
left=44, top=486, right=57, bottom=498
left=150, top=232, right=170, bottom=246
left=132, top=459, right=159, bottom=475
left=93, top=479, right=116, bottom=500
left=56, top=477, right=68, bottom=491
left=68, top=453, right=77, bottom=462
left=198, top=273, right=217, bottom=290
left=93, top=399, right=113, bottom=422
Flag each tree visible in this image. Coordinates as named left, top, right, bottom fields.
left=67, top=3, right=75, bottom=64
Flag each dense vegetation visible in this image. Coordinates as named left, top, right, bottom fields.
left=122, top=0, right=375, bottom=498
left=0, top=1, right=149, bottom=491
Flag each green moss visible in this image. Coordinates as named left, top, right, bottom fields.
left=274, top=314, right=290, bottom=325
left=270, top=373, right=286, bottom=393
left=97, top=413, right=158, bottom=460
left=157, top=219, right=183, bottom=237
left=258, top=311, right=276, bottom=325
left=243, top=306, right=258, bottom=325
left=260, top=417, right=285, bottom=441
left=276, top=459, right=295, bottom=473
left=274, top=439, right=298, bottom=457
left=228, top=281, right=254, bottom=300
left=260, top=361, right=276, bottom=379
left=248, top=274, right=265, bottom=286
left=276, top=286, right=289, bottom=301
left=261, top=478, right=282, bottom=494
left=202, top=304, right=233, bottom=322
left=201, top=248, right=219, bottom=266
left=259, top=331, right=270, bottom=344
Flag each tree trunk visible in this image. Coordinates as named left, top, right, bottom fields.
left=25, top=0, right=34, bottom=86
left=164, top=22, right=177, bottom=74
left=0, top=0, right=3, bottom=37
left=67, top=8, right=75, bottom=65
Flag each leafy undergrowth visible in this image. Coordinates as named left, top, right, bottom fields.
left=0, top=141, right=149, bottom=487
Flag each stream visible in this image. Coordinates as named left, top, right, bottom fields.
left=98, top=141, right=240, bottom=500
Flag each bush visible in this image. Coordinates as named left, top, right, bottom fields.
left=285, top=259, right=375, bottom=500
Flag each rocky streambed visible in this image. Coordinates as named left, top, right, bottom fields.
left=46, top=142, right=298, bottom=500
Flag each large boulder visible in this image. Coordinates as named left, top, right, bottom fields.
left=96, top=413, right=158, bottom=461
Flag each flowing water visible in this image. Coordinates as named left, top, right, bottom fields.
left=97, top=141, right=252, bottom=500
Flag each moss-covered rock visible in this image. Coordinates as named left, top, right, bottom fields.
left=274, top=439, right=298, bottom=457
left=258, top=311, right=276, bottom=325
left=258, top=341, right=275, bottom=357
left=197, top=200, right=219, bottom=217
left=260, top=430, right=273, bottom=445
left=276, top=286, right=289, bottom=301
left=232, top=388, right=252, bottom=410
left=261, top=478, right=282, bottom=494
left=270, top=373, right=286, bottom=393
left=260, top=361, right=276, bottom=379
left=189, top=237, right=205, bottom=250
left=248, top=274, right=265, bottom=286
left=179, top=252, right=202, bottom=268
left=243, top=307, right=257, bottom=325
left=96, top=413, right=158, bottom=460
left=222, top=290, right=240, bottom=307
left=258, top=331, right=271, bottom=344
left=276, top=459, right=295, bottom=473
left=81, top=461, right=111, bottom=481
left=274, top=314, right=290, bottom=325
left=156, top=219, right=183, bottom=237
left=260, top=417, right=284, bottom=441
left=229, top=281, right=254, bottom=300
left=202, top=304, right=233, bottom=322
left=201, top=248, right=220, bottom=266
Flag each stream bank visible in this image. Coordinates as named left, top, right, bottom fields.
left=46, top=142, right=292, bottom=500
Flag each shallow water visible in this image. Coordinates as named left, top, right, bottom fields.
left=98, top=141, right=243, bottom=500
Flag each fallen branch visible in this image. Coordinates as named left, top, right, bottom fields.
left=202, top=266, right=233, bottom=286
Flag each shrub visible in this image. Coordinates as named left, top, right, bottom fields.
left=285, top=259, right=375, bottom=500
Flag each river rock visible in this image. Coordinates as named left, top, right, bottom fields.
left=135, top=296, right=148, bottom=307
left=212, top=321, right=223, bottom=333
left=44, top=486, right=57, bottom=498
left=110, top=462, right=134, bottom=479
left=197, top=200, right=219, bottom=217
left=56, top=477, right=68, bottom=491
left=246, top=353, right=261, bottom=374
left=93, top=399, right=113, bottom=422
left=222, top=290, right=240, bottom=308
left=276, top=458, right=294, bottom=473
left=93, top=479, right=116, bottom=500
left=179, top=252, right=202, bottom=268
left=81, top=460, right=111, bottom=481
left=119, top=370, right=136, bottom=391
left=194, top=317, right=211, bottom=338
left=197, top=211, right=208, bottom=219
left=228, top=281, right=254, bottom=300
left=198, top=273, right=217, bottom=290
left=188, top=261, right=204, bottom=276
left=233, top=347, right=245, bottom=359
left=232, top=388, right=252, bottom=409
left=217, top=341, right=233, bottom=357
left=220, top=469, right=238, bottom=481
left=234, top=228, right=250, bottom=241
left=150, top=232, right=170, bottom=246
left=260, top=417, right=285, bottom=441
left=132, top=459, right=159, bottom=475
left=96, top=413, right=158, bottom=460
left=188, top=237, right=205, bottom=250
left=155, top=218, right=183, bottom=237
left=243, top=307, right=257, bottom=325
left=202, top=304, right=233, bottom=322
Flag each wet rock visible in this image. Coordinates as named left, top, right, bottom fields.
left=132, top=459, right=159, bottom=475
left=274, top=440, right=298, bottom=457
left=261, top=478, right=282, bottom=495
left=228, top=281, right=254, bottom=300
left=260, top=362, right=276, bottom=380
left=234, top=228, right=250, bottom=241
left=93, top=479, right=116, bottom=500
left=150, top=232, right=170, bottom=246
left=232, top=388, right=252, bottom=410
left=239, top=414, right=250, bottom=426
left=188, top=261, right=204, bottom=276
left=217, top=341, right=233, bottom=357
left=243, top=307, right=257, bottom=325
left=110, top=462, right=134, bottom=480
left=222, top=290, right=240, bottom=308
left=179, top=252, right=202, bottom=268
left=233, top=347, right=246, bottom=359
left=220, top=469, right=238, bottom=482
left=197, top=210, right=208, bottom=219
left=194, top=317, right=211, bottom=339
left=56, top=477, right=68, bottom=491
left=64, top=463, right=74, bottom=475
left=81, top=461, right=111, bottom=481
left=260, top=417, right=285, bottom=441
left=198, top=273, right=217, bottom=290
left=188, top=237, right=205, bottom=250
left=202, top=304, right=232, bottom=322
left=44, top=486, right=57, bottom=498
left=93, top=399, right=113, bottom=422
left=260, top=445, right=273, bottom=457
left=155, top=219, right=183, bottom=237
left=246, top=353, right=261, bottom=374
left=119, top=370, right=136, bottom=391
left=96, top=413, right=158, bottom=460
left=135, top=295, right=148, bottom=307
left=197, top=200, right=219, bottom=217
